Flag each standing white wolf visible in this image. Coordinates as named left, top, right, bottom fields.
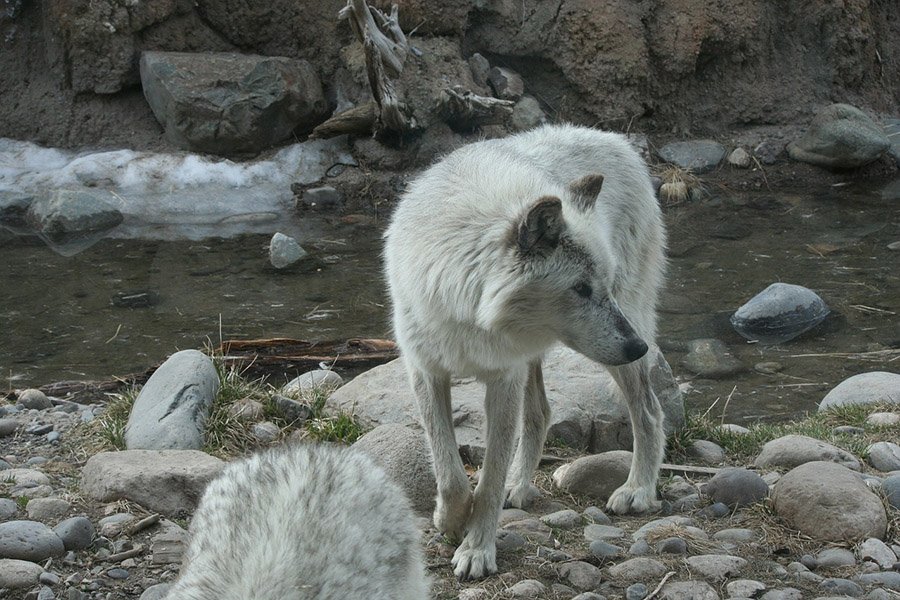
left=384, top=123, right=667, bottom=580
left=164, top=444, right=429, bottom=600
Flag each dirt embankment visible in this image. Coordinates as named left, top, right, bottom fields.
left=0, top=0, right=897, bottom=152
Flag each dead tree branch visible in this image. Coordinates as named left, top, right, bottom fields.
left=339, top=0, right=408, bottom=78
left=439, top=86, right=514, bottom=131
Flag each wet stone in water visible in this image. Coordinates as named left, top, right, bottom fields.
left=730, top=282, right=829, bottom=344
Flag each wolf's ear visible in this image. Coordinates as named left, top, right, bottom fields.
left=568, top=173, right=604, bottom=211
left=518, top=196, right=563, bottom=256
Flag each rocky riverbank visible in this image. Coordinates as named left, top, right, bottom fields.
left=0, top=349, right=897, bottom=599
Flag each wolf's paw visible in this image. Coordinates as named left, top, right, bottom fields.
left=452, top=537, right=497, bottom=581
left=434, top=490, right=473, bottom=543
left=504, top=482, right=542, bottom=509
left=606, top=484, right=661, bottom=515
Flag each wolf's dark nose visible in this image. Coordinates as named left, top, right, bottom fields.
left=624, top=338, right=648, bottom=362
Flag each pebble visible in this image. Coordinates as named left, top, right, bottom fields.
left=26, top=424, right=53, bottom=435
left=17, top=389, right=52, bottom=410
left=589, top=540, right=623, bottom=560
left=46, top=431, right=60, bottom=443
left=507, top=579, right=546, bottom=597
left=728, top=147, right=752, bottom=168
left=53, top=517, right=95, bottom=551
left=540, top=509, right=581, bottom=529
left=626, top=582, right=648, bottom=600
left=607, top=557, right=667, bottom=582
left=582, top=506, right=611, bottom=524
left=697, top=502, right=731, bottom=519
left=703, top=467, right=769, bottom=507
left=553, top=451, right=632, bottom=500
left=227, top=399, right=265, bottom=422
left=817, top=548, right=857, bottom=568
left=867, top=442, right=900, bottom=472
left=39, top=571, right=60, bottom=585
left=632, top=516, right=693, bottom=540
left=721, top=423, right=753, bottom=435
left=282, top=369, right=344, bottom=395
left=685, top=554, right=747, bottom=581
left=559, top=561, right=603, bottom=591
left=107, top=567, right=129, bottom=579
left=139, top=583, right=172, bottom=600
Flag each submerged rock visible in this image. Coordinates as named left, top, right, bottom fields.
left=268, top=232, right=308, bottom=269
left=26, top=189, right=123, bottom=245
left=787, top=103, right=890, bottom=168
left=730, top=282, right=829, bottom=344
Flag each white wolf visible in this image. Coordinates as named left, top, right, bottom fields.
left=164, top=444, right=429, bottom=600
left=384, top=123, right=667, bottom=580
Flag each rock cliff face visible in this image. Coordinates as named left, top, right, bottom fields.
left=0, top=0, right=897, bottom=150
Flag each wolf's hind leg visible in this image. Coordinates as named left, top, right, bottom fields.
left=453, top=370, right=523, bottom=580
left=606, top=357, right=664, bottom=514
left=505, top=359, right=549, bottom=509
left=411, top=367, right=472, bottom=541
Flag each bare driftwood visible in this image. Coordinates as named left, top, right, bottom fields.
left=364, top=34, right=415, bottom=132
left=310, top=101, right=377, bottom=139
left=660, top=462, right=723, bottom=475
left=339, top=0, right=407, bottom=77
left=439, top=86, right=515, bottom=130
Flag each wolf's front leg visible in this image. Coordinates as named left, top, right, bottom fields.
left=606, top=358, right=664, bottom=514
left=452, top=370, right=524, bottom=580
left=411, top=367, right=472, bottom=540
left=505, top=360, right=549, bottom=509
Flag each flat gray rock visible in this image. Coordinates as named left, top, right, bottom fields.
left=658, top=580, right=720, bottom=600
left=819, top=372, right=900, bottom=411
left=552, top=451, right=632, bottom=501
left=540, top=509, right=581, bottom=530
left=140, top=51, right=326, bottom=155
left=81, top=450, right=224, bottom=516
left=727, top=580, right=766, bottom=598
left=753, top=435, right=861, bottom=470
left=855, top=571, right=900, bottom=591
left=772, top=461, right=887, bottom=542
left=25, top=498, right=71, bottom=522
left=584, top=524, right=625, bottom=541
left=867, top=441, right=900, bottom=472
left=352, top=424, right=436, bottom=518
left=507, top=579, right=547, bottom=598
left=607, top=557, right=667, bottom=582
left=858, top=537, right=898, bottom=569
left=702, top=467, right=769, bottom=507
left=124, top=349, right=219, bottom=450
left=658, top=140, right=726, bottom=173
left=0, top=520, right=65, bottom=562
left=0, top=558, right=43, bottom=589
left=816, top=547, right=857, bottom=568
left=326, top=345, right=683, bottom=462
left=26, top=189, right=123, bottom=246
left=787, top=103, right=890, bottom=168
left=559, top=561, right=603, bottom=591
left=684, top=554, right=747, bottom=581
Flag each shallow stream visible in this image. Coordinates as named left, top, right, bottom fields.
left=1, top=180, right=898, bottom=425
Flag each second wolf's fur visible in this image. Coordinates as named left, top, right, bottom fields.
left=164, top=444, right=428, bottom=600
left=384, top=124, right=667, bottom=579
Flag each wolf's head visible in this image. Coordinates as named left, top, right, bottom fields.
left=480, top=173, right=648, bottom=366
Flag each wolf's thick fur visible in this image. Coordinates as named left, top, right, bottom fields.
left=384, top=124, right=667, bottom=579
left=164, top=444, right=429, bottom=600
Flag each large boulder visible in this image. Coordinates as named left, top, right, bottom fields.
left=819, top=372, right=900, bottom=411
left=326, top=345, right=683, bottom=463
left=772, top=461, right=887, bottom=542
left=81, top=450, right=224, bottom=516
left=140, top=51, right=327, bottom=155
left=125, top=350, right=219, bottom=451
left=787, top=103, right=890, bottom=168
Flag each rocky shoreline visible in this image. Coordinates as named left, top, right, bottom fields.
left=0, top=349, right=897, bottom=599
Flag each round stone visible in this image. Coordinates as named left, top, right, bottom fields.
left=730, top=283, right=829, bottom=344
left=703, top=467, right=769, bottom=507
left=0, top=558, right=43, bottom=589
left=17, top=389, right=52, bottom=410
left=0, top=521, right=65, bottom=561
left=53, top=517, right=95, bottom=551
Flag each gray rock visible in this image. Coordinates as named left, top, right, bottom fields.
left=150, top=521, right=190, bottom=565
left=772, top=461, right=887, bottom=542
left=0, top=191, right=33, bottom=228
left=352, top=424, right=437, bottom=518
left=468, top=53, right=490, bottom=87
left=685, top=439, right=726, bottom=464
left=754, top=435, right=861, bottom=470
left=269, top=232, right=309, bottom=269
left=251, top=421, right=280, bottom=443
left=697, top=502, right=731, bottom=519
left=459, top=589, right=489, bottom=600
left=684, top=554, right=747, bottom=581
left=655, top=536, right=688, bottom=554
left=728, top=147, right=752, bottom=168
left=25, top=498, right=71, bottom=522
left=584, top=524, right=625, bottom=541
left=884, top=474, right=900, bottom=509
left=507, top=579, right=547, bottom=597
left=731, top=283, right=829, bottom=344
left=282, top=370, right=343, bottom=395
left=487, top=67, right=524, bottom=101
left=81, top=450, right=224, bottom=516
left=536, top=545, right=570, bottom=562
left=571, top=594, right=606, bottom=600
left=298, top=186, right=343, bottom=212
left=140, top=51, right=326, bottom=155
left=271, top=396, right=312, bottom=424
left=607, top=557, right=667, bottom=582
left=26, top=189, right=124, bottom=245
left=124, top=349, right=219, bottom=450
left=658, top=580, right=720, bottom=600
left=0, top=521, right=64, bottom=561
left=834, top=426, right=866, bottom=436
left=712, top=528, right=757, bottom=543
left=2, top=469, right=50, bottom=489
left=553, top=451, right=632, bottom=501
left=632, top=516, right=693, bottom=540
left=583, top=506, right=611, bottom=524
left=682, top=339, right=744, bottom=378
left=559, top=560, right=604, bottom=591
left=867, top=442, right=900, bottom=472
left=52, top=517, right=94, bottom=551
left=820, top=372, right=900, bottom=411
left=760, top=589, right=802, bottom=600
left=820, top=578, right=863, bottom=597
left=495, top=529, right=526, bottom=552
left=859, top=538, right=898, bottom=569
left=0, top=498, right=18, bottom=520
left=0, top=418, right=18, bottom=437
left=589, top=540, right=623, bottom=560
left=510, top=96, right=546, bottom=132
left=502, top=519, right=553, bottom=544
left=658, top=140, right=726, bottom=173
left=326, top=345, right=683, bottom=462
left=17, top=389, right=52, bottom=410
left=702, top=467, right=769, bottom=507
left=540, top=509, right=581, bottom=530
left=787, top=104, right=890, bottom=168
left=39, top=571, right=59, bottom=586
left=626, top=583, right=648, bottom=600
left=0, top=558, right=43, bottom=589
left=139, top=584, right=172, bottom=600
left=817, top=548, right=857, bottom=568
left=727, top=580, right=767, bottom=598
left=227, top=399, right=265, bottom=422
left=866, top=412, right=900, bottom=427
left=629, top=539, right=652, bottom=556
left=855, top=572, right=900, bottom=591
left=499, top=509, right=531, bottom=526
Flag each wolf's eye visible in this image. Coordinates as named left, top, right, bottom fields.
left=573, top=282, right=592, bottom=298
